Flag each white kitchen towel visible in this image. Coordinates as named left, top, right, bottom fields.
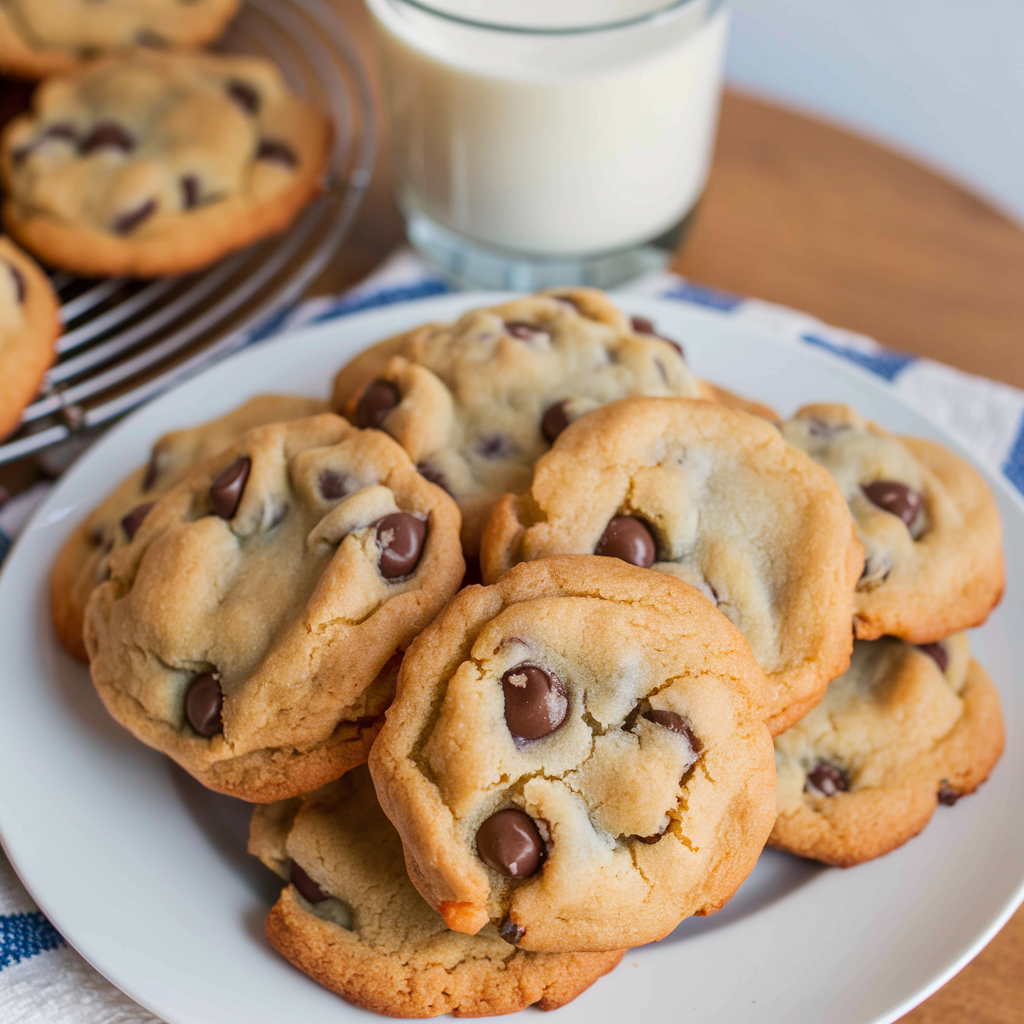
left=2, top=249, right=1023, bottom=1022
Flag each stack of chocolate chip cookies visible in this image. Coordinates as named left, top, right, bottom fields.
left=55, top=288, right=1006, bottom=1017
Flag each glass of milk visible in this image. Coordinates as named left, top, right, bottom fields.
left=364, top=0, right=729, bottom=289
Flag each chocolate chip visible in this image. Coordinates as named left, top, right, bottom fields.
left=355, top=379, right=399, bottom=430
left=318, top=469, right=350, bottom=500
left=937, top=783, right=961, bottom=806
left=135, top=29, right=169, bottom=48
left=630, top=315, right=684, bottom=359
left=502, top=664, right=568, bottom=741
left=498, top=915, right=524, bottom=945
left=918, top=642, right=949, bottom=672
left=635, top=833, right=663, bottom=844
left=210, top=457, right=250, bottom=519
left=505, top=321, right=550, bottom=342
left=541, top=400, right=571, bottom=444
left=290, top=862, right=328, bottom=903
left=375, top=512, right=426, bottom=579
left=180, top=175, right=201, bottom=209
left=417, top=461, right=453, bottom=496
left=477, top=435, right=509, bottom=459
left=862, top=480, right=923, bottom=528
left=112, top=198, right=156, bottom=235
left=476, top=809, right=543, bottom=878
left=6, top=262, right=25, bottom=304
left=805, top=762, right=847, bottom=797
left=594, top=516, right=655, bottom=568
left=256, top=140, right=297, bottom=167
left=643, top=709, right=702, bottom=753
left=79, top=122, right=134, bottom=155
left=226, top=80, right=260, bottom=114
left=185, top=672, right=222, bottom=737
left=121, top=502, right=154, bottom=541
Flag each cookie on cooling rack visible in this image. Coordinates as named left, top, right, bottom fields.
left=0, top=50, right=330, bottom=277
left=481, top=397, right=863, bottom=735
left=83, top=413, right=464, bottom=801
left=50, top=394, right=326, bottom=662
left=369, top=556, right=776, bottom=952
left=771, top=634, right=1004, bottom=867
left=332, top=289, right=717, bottom=556
left=250, top=766, right=624, bottom=1018
left=0, top=235, right=60, bottom=440
left=781, top=403, right=1004, bottom=643
left=0, top=0, right=241, bottom=78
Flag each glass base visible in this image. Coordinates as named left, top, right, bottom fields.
left=404, top=204, right=698, bottom=291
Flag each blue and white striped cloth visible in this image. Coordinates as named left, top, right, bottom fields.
left=3, top=248, right=1024, bottom=1022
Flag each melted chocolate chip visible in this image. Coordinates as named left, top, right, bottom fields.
left=476, top=809, right=543, bottom=878
left=630, top=315, right=684, bottom=358
left=862, top=480, right=923, bottom=528
left=375, top=512, right=426, bottom=579
left=210, top=457, right=250, bottom=519
left=6, top=262, right=25, bottom=304
left=918, top=642, right=949, bottom=672
left=79, top=122, right=134, bottom=156
left=256, top=140, right=297, bottom=167
left=594, top=516, right=656, bottom=568
left=541, top=400, right=571, bottom=444
left=318, top=469, right=350, bottom=500
left=180, top=175, right=201, bottom=209
left=417, top=461, right=453, bottom=496
left=505, top=321, right=550, bottom=341
left=185, top=672, right=222, bottom=737
left=937, top=784, right=961, bottom=806
left=355, top=379, right=399, bottom=430
left=498, top=916, right=524, bottom=945
left=635, top=833, right=663, bottom=845
left=290, top=862, right=328, bottom=903
left=805, top=762, right=847, bottom=797
left=112, top=198, right=156, bottom=235
left=477, top=435, right=509, bottom=459
left=226, top=80, right=260, bottom=114
left=121, top=502, right=154, bottom=541
left=502, top=663, right=568, bottom=741
left=643, top=709, right=702, bottom=753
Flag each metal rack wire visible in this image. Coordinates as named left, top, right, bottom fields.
left=0, top=0, right=376, bottom=464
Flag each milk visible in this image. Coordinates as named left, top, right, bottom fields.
left=365, top=0, right=729, bottom=259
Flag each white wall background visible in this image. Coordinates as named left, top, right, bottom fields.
left=725, top=0, right=1024, bottom=225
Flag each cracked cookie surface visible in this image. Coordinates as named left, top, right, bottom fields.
left=0, top=50, right=330, bottom=277
left=332, top=289, right=714, bottom=556
left=0, top=0, right=241, bottom=78
left=368, top=556, right=776, bottom=952
left=482, top=397, right=863, bottom=734
left=0, top=234, right=59, bottom=439
left=250, top=766, right=624, bottom=1018
left=83, top=413, right=464, bottom=801
left=781, top=403, right=1004, bottom=642
left=771, top=634, right=1004, bottom=866
left=50, top=393, right=326, bottom=663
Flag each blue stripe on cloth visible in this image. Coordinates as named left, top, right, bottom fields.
left=801, top=333, right=917, bottom=382
left=658, top=280, right=743, bottom=312
left=0, top=912, right=64, bottom=971
left=306, top=279, right=452, bottom=325
left=0, top=531, right=9, bottom=568
left=1001, top=408, right=1024, bottom=496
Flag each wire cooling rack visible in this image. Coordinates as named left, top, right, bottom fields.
left=0, top=0, right=376, bottom=465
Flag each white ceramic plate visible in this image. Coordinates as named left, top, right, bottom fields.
left=0, top=294, right=1021, bottom=1024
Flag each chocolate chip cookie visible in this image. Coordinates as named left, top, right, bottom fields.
left=332, top=289, right=716, bottom=556
left=83, top=413, right=464, bottom=801
left=771, top=634, right=1004, bottom=867
left=0, top=50, right=330, bottom=277
left=368, top=556, right=776, bottom=952
left=250, top=766, right=624, bottom=1018
left=0, top=0, right=241, bottom=78
left=481, top=397, right=863, bottom=735
left=0, top=234, right=59, bottom=439
left=781, top=403, right=1004, bottom=643
left=50, top=394, right=326, bottom=662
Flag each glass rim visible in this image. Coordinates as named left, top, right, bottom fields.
left=383, top=0, right=707, bottom=36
